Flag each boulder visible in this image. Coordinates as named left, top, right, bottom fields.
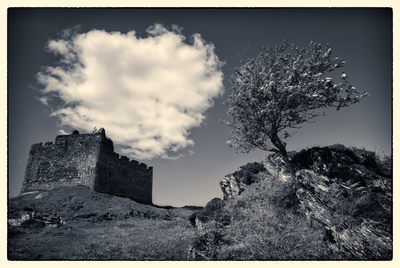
left=220, top=162, right=266, bottom=200
left=205, top=198, right=224, bottom=212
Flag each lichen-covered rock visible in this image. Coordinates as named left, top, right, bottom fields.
left=292, top=145, right=391, bottom=185
left=220, top=154, right=295, bottom=201
left=219, top=174, right=241, bottom=200
left=263, top=153, right=294, bottom=182
left=295, top=169, right=392, bottom=259
left=220, top=162, right=266, bottom=200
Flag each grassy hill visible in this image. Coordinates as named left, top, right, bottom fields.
left=190, top=145, right=392, bottom=260
left=8, top=145, right=392, bottom=260
left=8, top=186, right=197, bottom=260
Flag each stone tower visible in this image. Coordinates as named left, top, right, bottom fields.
left=22, top=128, right=153, bottom=204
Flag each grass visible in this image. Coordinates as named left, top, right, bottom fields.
left=192, top=176, right=331, bottom=260
left=8, top=186, right=196, bottom=260
left=9, top=217, right=196, bottom=260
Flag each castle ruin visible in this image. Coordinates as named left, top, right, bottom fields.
left=22, top=128, right=153, bottom=204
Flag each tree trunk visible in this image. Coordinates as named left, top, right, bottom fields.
left=270, top=134, right=296, bottom=178
left=280, top=152, right=296, bottom=178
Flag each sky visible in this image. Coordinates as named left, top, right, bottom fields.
left=8, top=8, right=392, bottom=206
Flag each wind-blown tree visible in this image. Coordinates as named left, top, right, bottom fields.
left=225, top=40, right=367, bottom=175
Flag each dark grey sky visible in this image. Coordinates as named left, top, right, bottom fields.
left=8, top=8, right=392, bottom=206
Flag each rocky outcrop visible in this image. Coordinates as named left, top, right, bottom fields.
left=220, top=162, right=266, bottom=200
left=220, top=154, right=294, bottom=200
left=292, top=145, right=392, bottom=184
left=296, top=169, right=391, bottom=259
left=189, top=198, right=229, bottom=229
left=263, top=153, right=294, bottom=182
left=216, top=146, right=392, bottom=259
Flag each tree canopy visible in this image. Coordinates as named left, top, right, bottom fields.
left=224, top=40, right=367, bottom=168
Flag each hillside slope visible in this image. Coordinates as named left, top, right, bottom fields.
left=8, top=145, right=392, bottom=260
left=8, top=186, right=197, bottom=260
left=191, top=145, right=392, bottom=260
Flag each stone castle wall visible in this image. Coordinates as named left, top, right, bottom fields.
left=22, top=129, right=152, bottom=204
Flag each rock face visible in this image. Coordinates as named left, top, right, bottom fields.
left=295, top=169, right=391, bottom=259
left=292, top=145, right=392, bottom=183
left=218, top=145, right=392, bottom=259
left=263, top=153, right=294, bottom=182
left=220, top=154, right=294, bottom=200
left=220, top=162, right=266, bottom=200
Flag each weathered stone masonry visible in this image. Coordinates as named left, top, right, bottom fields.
left=22, top=128, right=153, bottom=204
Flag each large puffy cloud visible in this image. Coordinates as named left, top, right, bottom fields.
left=37, top=24, right=224, bottom=159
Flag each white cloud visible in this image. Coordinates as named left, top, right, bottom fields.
left=37, top=24, right=224, bottom=159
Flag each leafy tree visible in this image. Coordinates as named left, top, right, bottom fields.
left=225, top=41, right=367, bottom=175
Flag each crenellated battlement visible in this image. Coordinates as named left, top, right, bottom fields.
left=22, top=128, right=153, bottom=204
left=120, top=157, right=152, bottom=172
